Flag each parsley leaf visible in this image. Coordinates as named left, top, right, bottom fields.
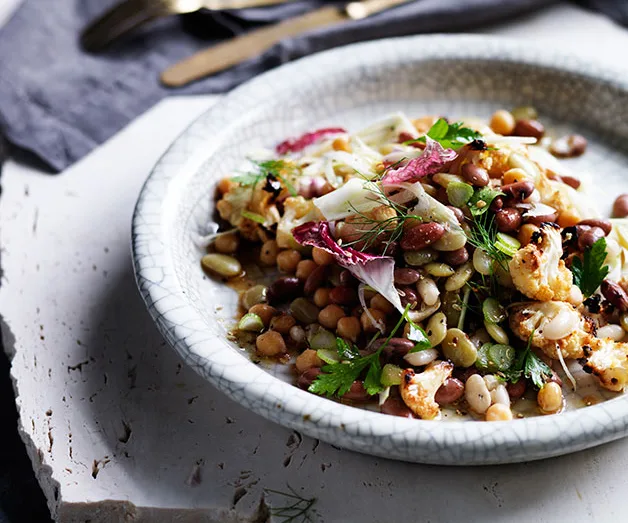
left=502, top=331, right=553, bottom=389
left=308, top=357, right=373, bottom=398
left=336, top=337, right=360, bottom=360
left=309, top=305, right=419, bottom=398
left=409, top=119, right=483, bottom=150
left=524, top=351, right=554, bottom=389
left=468, top=187, right=504, bottom=217
left=570, top=237, right=609, bottom=298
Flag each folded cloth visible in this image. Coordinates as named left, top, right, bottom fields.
left=0, top=0, right=617, bottom=172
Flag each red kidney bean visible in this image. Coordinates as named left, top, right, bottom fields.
left=490, top=196, right=504, bottom=211
left=454, top=367, right=478, bottom=382
left=297, top=368, right=322, bottom=390
left=601, top=280, right=628, bottom=311
left=502, top=181, right=535, bottom=201
left=339, top=270, right=357, bottom=286
left=550, top=134, right=587, bottom=158
left=495, top=208, right=523, bottom=232
left=400, top=222, right=446, bottom=251
left=513, top=119, right=545, bottom=139
left=399, top=286, right=419, bottom=308
left=440, top=247, right=469, bottom=266
left=578, top=219, right=612, bottom=236
left=550, top=371, right=563, bottom=387
left=524, top=213, right=558, bottom=226
left=394, top=268, right=421, bottom=285
left=435, top=378, right=464, bottom=404
left=560, top=175, right=581, bottom=190
left=377, top=338, right=415, bottom=363
left=506, top=379, right=527, bottom=400
left=303, top=265, right=327, bottom=295
left=613, top=194, right=628, bottom=218
left=267, top=276, right=303, bottom=305
left=578, top=227, right=605, bottom=250
left=435, top=187, right=449, bottom=205
left=461, top=163, right=489, bottom=187
left=329, top=286, right=357, bottom=305
left=342, top=381, right=370, bottom=402
left=381, top=397, right=415, bottom=418
left=447, top=205, right=465, bottom=225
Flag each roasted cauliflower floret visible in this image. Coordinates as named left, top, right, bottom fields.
left=509, top=223, right=573, bottom=301
left=399, top=361, right=453, bottom=420
left=277, top=196, right=318, bottom=250
left=509, top=301, right=596, bottom=359
left=583, top=338, right=628, bottom=392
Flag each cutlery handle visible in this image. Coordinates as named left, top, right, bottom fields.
left=161, top=6, right=344, bottom=87
left=345, top=0, right=413, bottom=19
left=203, top=0, right=299, bottom=9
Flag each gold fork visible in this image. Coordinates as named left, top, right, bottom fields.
left=81, top=0, right=293, bottom=53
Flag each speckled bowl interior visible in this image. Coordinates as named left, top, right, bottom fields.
left=132, top=35, right=628, bottom=465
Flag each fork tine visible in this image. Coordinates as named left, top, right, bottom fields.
left=80, top=0, right=171, bottom=52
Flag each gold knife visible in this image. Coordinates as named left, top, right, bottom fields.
left=161, top=0, right=414, bottom=87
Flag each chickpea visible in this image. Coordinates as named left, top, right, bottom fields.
left=270, top=314, right=296, bottom=334
left=260, top=240, right=279, bottom=266
left=370, top=294, right=395, bottom=315
left=336, top=316, right=361, bottom=342
left=295, top=349, right=323, bottom=373
left=256, top=330, right=286, bottom=357
left=557, top=210, right=580, bottom=229
left=613, top=194, right=628, bottom=218
left=485, top=403, right=513, bottom=421
left=332, top=137, right=351, bottom=152
left=517, top=223, right=539, bottom=246
left=318, top=305, right=346, bottom=330
left=313, top=288, right=330, bottom=308
left=248, top=304, right=277, bottom=327
left=217, top=177, right=236, bottom=194
left=537, top=382, right=563, bottom=414
left=502, top=167, right=530, bottom=185
left=295, top=259, right=317, bottom=280
left=489, top=109, right=516, bottom=136
left=312, top=247, right=334, bottom=266
left=214, top=232, right=239, bottom=254
left=360, top=308, right=387, bottom=333
left=277, top=249, right=302, bottom=273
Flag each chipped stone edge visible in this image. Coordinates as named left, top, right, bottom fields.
left=0, top=316, right=61, bottom=520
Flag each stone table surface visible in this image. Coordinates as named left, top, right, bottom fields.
left=3, top=3, right=628, bottom=522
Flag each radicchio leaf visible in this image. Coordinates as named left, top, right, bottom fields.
left=292, top=221, right=403, bottom=312
left=381, top=137, right=457, bottom=186
left=276, top=128, right=347, bottom=155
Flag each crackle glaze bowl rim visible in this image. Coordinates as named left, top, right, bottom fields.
left=132, top=34, right=628, bottom=465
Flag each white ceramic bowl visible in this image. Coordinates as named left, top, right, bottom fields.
left=132, top=35, right=628, bottom=465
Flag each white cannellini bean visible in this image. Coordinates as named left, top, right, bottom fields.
left=483, top=374, right=500, bottom=391
left=465, top=374, right=492, bottom=414
left=491, top=384, right=511, bottom=406
left=404, top=348, right=439, bottom=366
left=568, top=285, right=583, bottom=306
left=473, top=248, right=493, bottom=276
left=417, top=277, right=440, bottom=306
left=542, top=308, right=579, bottom=340
left=597, top=324, right=625, bottom=341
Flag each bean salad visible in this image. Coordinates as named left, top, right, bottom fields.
left=201, top=109, right=628, bottom=422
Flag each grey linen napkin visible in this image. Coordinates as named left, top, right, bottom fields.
left=0, top=0, right=602, bottom=173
